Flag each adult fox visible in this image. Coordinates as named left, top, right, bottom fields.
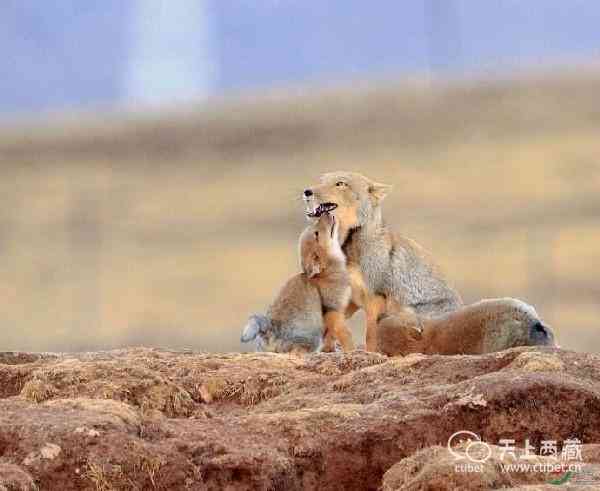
left=303, top=171, right=462, bottom=350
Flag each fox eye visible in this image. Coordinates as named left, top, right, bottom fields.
left=336, top=181, right=347, bottom=187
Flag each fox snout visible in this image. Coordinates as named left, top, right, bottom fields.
left=530, top=320, right=557, bottom=347
left=303, top=188, right=338, bottom=218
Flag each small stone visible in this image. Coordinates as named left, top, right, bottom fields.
left=40, top=443, right=61, bottom=460
left=22, top=452, right=38, bottom=466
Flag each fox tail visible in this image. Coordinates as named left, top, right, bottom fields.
left=240, top=314, right=270, bottom=343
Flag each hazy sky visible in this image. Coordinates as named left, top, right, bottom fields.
left=1, top=1, right=599, bottom=116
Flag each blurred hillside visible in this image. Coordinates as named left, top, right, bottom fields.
left=0, top=68, right=599, bottom=353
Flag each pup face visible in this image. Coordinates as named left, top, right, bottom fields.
left=302, top=172, right=391, bottom=241
left=510, top=302, right=556, bottom=347
left=491, top=300, right=557, bottom=349
left=299, top=213, right=344, bottom=278
left=527, top=319, right=556, bottom=347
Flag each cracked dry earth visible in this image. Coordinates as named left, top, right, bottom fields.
left=0, top=347, right=600, bottom=490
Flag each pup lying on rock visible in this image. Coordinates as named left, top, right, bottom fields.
left=376, top=298, right=557, bottom=356
left=241, top=213, right=353, bottom=353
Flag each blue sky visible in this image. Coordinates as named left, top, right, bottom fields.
left=1, top=1, right=599, bottom=116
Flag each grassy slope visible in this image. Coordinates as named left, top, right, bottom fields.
left=0, top=70, right=599, bottom=352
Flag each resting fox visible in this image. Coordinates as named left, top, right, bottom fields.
left=303, top=171, right=463, bottom=350
left=241, top=214, right=354, bottom=353
left=376, top=298, right=557, bottom=356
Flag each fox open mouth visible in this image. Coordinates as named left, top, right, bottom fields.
left=306, top=202, right=338, bottom=218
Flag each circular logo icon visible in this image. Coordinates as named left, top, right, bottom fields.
left=448, top=431, right=492, bottom=463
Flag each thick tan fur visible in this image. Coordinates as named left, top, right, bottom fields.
left=346, top=264, right=387, bottom=351
left=241, top=214, right=356, bottom=353
left=376, top=298, right=557, bottom=356
left=303, top=172, right=462, bottom=350
left=301, top=214, right=391, bottom=351
left=300, top=213, right=354, bottom=351
left=240, top=271, right=323, bottom=353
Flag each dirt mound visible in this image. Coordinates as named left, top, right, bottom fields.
left=382, top=443, right=600, bottom=490
left=0, top=347, right=599, bottom=489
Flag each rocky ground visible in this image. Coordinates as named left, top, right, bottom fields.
left=1, top=346, right=600, bottom=490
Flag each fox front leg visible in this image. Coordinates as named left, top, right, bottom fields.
left=323, top=310, right=355, bottom=352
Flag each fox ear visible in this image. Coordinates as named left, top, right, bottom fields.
left=369, top=181, right=392, bottom=203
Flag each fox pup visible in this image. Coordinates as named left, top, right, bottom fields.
left=377, top=298, right=557, bottom=356
left=241, top=214, right=354, bottom=353
left=301, top=212, right=392, bottom=352
left=299, top=213, right=354, bottom=351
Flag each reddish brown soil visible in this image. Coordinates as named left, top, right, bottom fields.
left=1, top=347, right=599, bottom=490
